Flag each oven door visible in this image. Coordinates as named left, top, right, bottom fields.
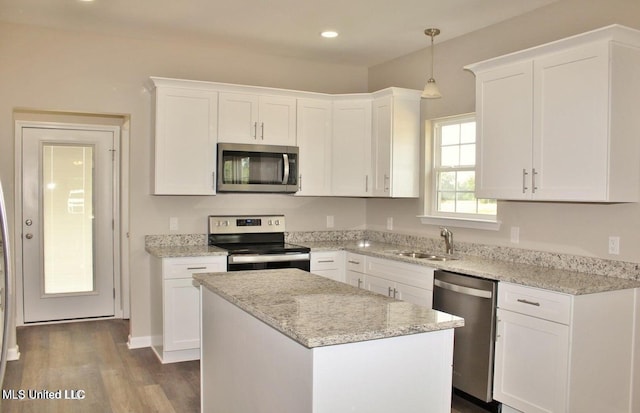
left=227, top=252, right=310, bottom=272
left=217, top=143, right=298, bottom=193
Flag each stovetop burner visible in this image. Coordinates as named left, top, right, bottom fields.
left=208, top=214, right=310, bottom=255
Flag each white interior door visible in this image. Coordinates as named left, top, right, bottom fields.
left=21, top=126, right=116, bottom=323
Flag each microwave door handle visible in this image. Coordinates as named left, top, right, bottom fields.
left=282, top=153, right=290, bottom=184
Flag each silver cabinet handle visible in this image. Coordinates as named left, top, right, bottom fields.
left=25, top=233, right=33, bottom=239
left=532, top=168, right=538, bottom=193
left=253, top=122, right=258, bottom=139
left=212, top=172, right=216, bottom=190
left=365, top=175, right=369, bottom=192
left=517, top=298, right=541, bottom=307
left=384, top=174, right=389, bottom=192
left=317, top=260, right=334, bottom=263
left=298, top=174, right=302, bottom=191
left=187, top=266, right=208, bottom=270
left=388, top=287, right=394, bottom=297
left=522, top=169, right=529, bottom=194
left=261, top=122, right=265, bottom=140
left=357, top=278, right=362, bottom=288
left=348, top=260, right=360, bottom=265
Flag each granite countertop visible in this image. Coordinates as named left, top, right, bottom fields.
left=145, top=244, right=227, bottom=258
left=297, top=240, right=640, bottom=295
left=193, top=268, right=463, bottom=348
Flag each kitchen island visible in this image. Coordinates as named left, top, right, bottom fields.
left=193, top=268, right=463, bottom=413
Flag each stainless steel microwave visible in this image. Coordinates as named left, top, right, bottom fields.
left=217, top=143, right=299, bottom=193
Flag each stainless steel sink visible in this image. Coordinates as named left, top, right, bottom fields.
left=395, top=251, right=458, bottom=261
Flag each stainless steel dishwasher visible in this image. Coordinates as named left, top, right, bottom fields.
left=432, top=270, right=500, bottom=410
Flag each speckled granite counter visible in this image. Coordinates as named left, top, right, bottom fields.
left=145, top=244, right=227, bottom=258
left=193, top=268, right=463, bottom=348
left=298, top=240, right=640, bottom=295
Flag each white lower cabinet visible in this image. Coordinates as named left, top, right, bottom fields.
left=494, top=282, right=637, bottom=413
left=345, top=253, right=366, bottom=289
left=150, top=255, right=227, bottom=363
left=342, top=253, right=434, bottom=307
left=310, top=251, right=345, bottom=282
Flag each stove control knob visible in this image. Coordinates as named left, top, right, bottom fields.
left=275, top=219, right=280, bottom=226
left=268, top=219, right=273, bottom=226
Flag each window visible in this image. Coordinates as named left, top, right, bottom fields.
left=430, top=114, right=497, bottom=222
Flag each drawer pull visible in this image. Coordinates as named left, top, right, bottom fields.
left=187, top=266, right=208, bottom=270
left=317, top=260, right=335, bottom=263
left=348, top=260, right=360, bottom=265
left=517, top=298, right=541, bottom=307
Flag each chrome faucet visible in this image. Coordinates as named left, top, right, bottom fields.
left=440, top=227, right=453, bottom=255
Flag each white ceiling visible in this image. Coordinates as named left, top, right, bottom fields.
left=0, top=0, right=559, bottom=66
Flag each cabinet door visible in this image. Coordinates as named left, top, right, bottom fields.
left=533, top=43, right=609, bottom=201
left=493, top=308, right=569, bottom=413
left=372, top=95, right=392, bottom=197
left=331, top=99, right=372, bottom=196
left=163, top=278, right=201, bottom=352
left=258, top=96, right=297, bottom=146
left=366, top=274, right=394, bottom=298
left=475, top=61, right=533, bottom=200
left=395, top=282, right=432, bottom=308
left=218, top=92, right=260, bottom=143
left=296, top=98, right=332, bottom=195
left=345, top=270, right=365, bottom=289
left=154, top=87, right=218, bottom=195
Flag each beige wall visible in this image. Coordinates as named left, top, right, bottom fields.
left=0, top=22, right=368, bottom=339
left=367, top=0, right=640, bottom=263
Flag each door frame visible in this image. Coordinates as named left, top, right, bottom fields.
left=14, top=119, right=129, bottom=326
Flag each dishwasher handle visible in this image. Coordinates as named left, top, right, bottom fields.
left=434, top=279, right=493, bottom=299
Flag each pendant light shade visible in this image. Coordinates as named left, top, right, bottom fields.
left=422, top=28, right=442, bottom=99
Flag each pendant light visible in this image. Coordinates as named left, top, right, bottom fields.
left=422, top=28, right=442, bottom=99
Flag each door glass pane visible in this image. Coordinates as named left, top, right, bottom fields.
left=43, top=145, right=94, bottom=294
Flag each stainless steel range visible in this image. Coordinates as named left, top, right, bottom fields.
left=208, top=215, right=310, bottom=271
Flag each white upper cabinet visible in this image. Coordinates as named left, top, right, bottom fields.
left=296, top=98, right=333, bottom=196
left=371, top=89, right=421, bottom=198
left=218, top=92, right=296, bottom=146
left=151, top=78, right=218, bottom=195
left=331, top=98, right=372, bottom=196
left=467, top=25, right=640, bottom=202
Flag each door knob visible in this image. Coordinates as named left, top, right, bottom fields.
left=25, top=233, right=33, bottom=239
left=25, top=219, right=33, bottom=226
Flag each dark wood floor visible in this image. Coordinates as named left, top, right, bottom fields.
left=1, top=319, right=490, bottom=413
left=1, top=319, right=199, bottom=412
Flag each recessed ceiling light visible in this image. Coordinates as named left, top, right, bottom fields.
left=320, top=31, right=339, bottom=39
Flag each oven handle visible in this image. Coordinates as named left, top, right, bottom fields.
left=434, top=279, right=493, bottom=299
left=228, top=253, right=310, bottom=264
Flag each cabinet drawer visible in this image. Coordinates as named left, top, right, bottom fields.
left=311, top=251, right=342, bottom=271
left=366, top=256, right=434, bottom=291
left=345, top=253, right=365, bottom=273
left=498, top=282, right=572, bottom=325
left=163, top=256, right=227, bottom=279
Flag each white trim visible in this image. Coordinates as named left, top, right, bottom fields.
left=127, top=334, right=152, bottom=349
left=419, top=215, right=501, bottom=231
left=7, top=345, right=20, bottom=361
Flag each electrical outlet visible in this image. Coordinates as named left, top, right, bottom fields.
left=608, top=236, right=620, bottom=255
left=510, top=226, right=520, bottom=244
left=326, top=215, right=334, bottom=228
left=386, top=217, right=393, bottom=230
left=169, top=217, right=179, bottom=231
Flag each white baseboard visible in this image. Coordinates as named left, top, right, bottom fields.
left=7, top=345, right=20, bottom=361
left=127, top=334, right=152, bottom=349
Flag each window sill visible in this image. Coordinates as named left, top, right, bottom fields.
left=418, top=215, right=501, bottom=231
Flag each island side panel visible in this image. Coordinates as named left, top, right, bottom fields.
left=200, top=287, right=314, bottom=413
left=311, top=329, right=454, bottom=413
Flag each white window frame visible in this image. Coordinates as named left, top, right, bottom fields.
left=419, top=113, right=500, bottom=230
